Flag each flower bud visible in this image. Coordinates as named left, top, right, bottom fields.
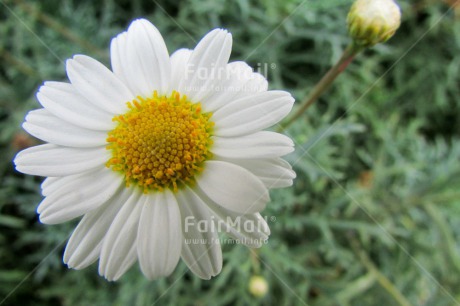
left=248, top=275, right=269, bottom=298
left=347, top=0, right=401, bottom=47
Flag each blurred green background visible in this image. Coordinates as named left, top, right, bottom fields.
left=1, top=0, right=460, bottom=305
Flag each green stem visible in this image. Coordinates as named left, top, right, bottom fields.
left=0, top=47, right=38, bottom=77
left=249, top=248, right=261, bottom=274
left=425, top=203, right=460, bottom=272
left=350, top=236, right=413, bottom=306
left=278, top=44, right=361, bottom=131
left=16, top=0, right=106, bottom=58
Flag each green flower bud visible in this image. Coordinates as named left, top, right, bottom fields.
left=347, top=0, right=401, bottom=47
left=248, top=275, right=269, bottom=298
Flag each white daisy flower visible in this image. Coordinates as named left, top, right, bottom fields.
left=14, top=19, right=295, bottom=281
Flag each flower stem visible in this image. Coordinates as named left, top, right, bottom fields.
left=278, top=44, right=361, bottom=131
left=250, top=249, right=261, bottom=274
left=349, top=235, right=413, bottom=306
left=16, top=0, right=106, bottom=58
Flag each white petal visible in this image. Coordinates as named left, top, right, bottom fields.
left=176, top=186, right=222, bottom=279
left=37, top=168, right=123, bottom=224
left=41, top=177, right=59, bottom=194
left=64, top=188, right=130, bottom=269
left=230, top=72, right=268, bottom=100
left=110, top=32, right=129, bottom=84
left=212, top=131, right=294, bottom=159
left=179, top=29, right=232, bottom=102
left=66, top=55, right=133, bottom=114
left=137, top=189, right=182, bottom=280
left=169, top=48, right=192, bottom=91
left=196, top=160, right=269, bottom=214
left=39, top=167, right=104, bottom=198
left=212, top=91, right=294, bottom=137
left=195, top=188, right=270, bottom=248
left=99, top=190, right=143, bottom=281
left=222, top=212, right=270, bottom=247
left=112, top=19, right=171, bottom=97
left=111, top=32, right=148, bottom=96
left=23, top=109, right=107, bottom=147
left=220, top=157, right=296, bottom=189
left=127, top=19, right=171, bottom=96
left=37, top=81, right=115, bottom=130
left=201, top=61, right=268, bottom=112
left=14, top=144, right=109, bottom=177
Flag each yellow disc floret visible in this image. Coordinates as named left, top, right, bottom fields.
left=106, top=91, right=214, bottom=193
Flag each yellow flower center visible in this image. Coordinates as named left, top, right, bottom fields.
left=106, top=91, right=214, bottom=193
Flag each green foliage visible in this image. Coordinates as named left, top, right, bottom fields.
left=1, top=0, right=460, bottom=305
